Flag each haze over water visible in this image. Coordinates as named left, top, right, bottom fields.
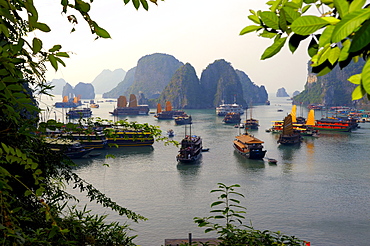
left=40, top=95, right=370, bottom=246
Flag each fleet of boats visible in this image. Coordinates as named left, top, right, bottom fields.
left=46, top=96, right=368, bottom=163
left=216, top=100, right=244, bottom=116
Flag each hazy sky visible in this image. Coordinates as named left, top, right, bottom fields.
left=35, top=0, right=312, bottom=95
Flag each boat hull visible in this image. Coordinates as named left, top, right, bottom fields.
left=233, top=143, right=266, bottom=159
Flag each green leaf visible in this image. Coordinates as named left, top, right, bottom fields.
left=334, top=0, right=349, bottom=18
left=349, top=0, right=366, bottom=13
left=260, top=11, right=280, bottom=30
left=289, top=33, right=309, bottom=53
left=32, top=38, right=42, bottom=54
left=317, top=44, right=331, bottom=66
left=348, top=73, right=361, bottom=84
left=55, top=52, right=69, bottom=58
left=282, top=7, right=301, bottom=23
left=124, top=0, right=130, bottom=4
left=328, top=46, right=340, bottom=65
left=279, top=8, right=287, bottom=31
left=321, top=17, right=340, bottom=24
left=140, top=0, right=149, bottom=10
left=34, top=22, right=51, bottom=32
left=75, top=0, right=90, bottom=13
left=248, top=15, right=260, bottom=24
left=133, top=0, right=140, bottom=9
left=270, top=0, right=282, bottom=12
left=302, top=5, right=311, bottom=14
left=94, top=25, right=111, bottom=38
left=49, top=45, right=62, bottom=52
left=317, top=65, right=333, bottom=76
left=48, top=54, right=58, bottom=71
left=291, top=16, right=329, bottom=35
left=259, top=30, right=278, bottom=38
left=352, top=85, right=365, bottom=100
left=361, top=59, right=370, bottom=94
left=349, top=19, right=370, bottom=53
left=332, top=9, right=370, bottom=43
left=261, top=36, right=287, bottom=60
left=211, top=201, right=224, bottom=207
left=239, top=25, right=262, bottom=35
left=319, top=25, right=335, bottom=47
left=308, top=36, right=319, bottom=57
left=338, top=39, right=351, bottom=61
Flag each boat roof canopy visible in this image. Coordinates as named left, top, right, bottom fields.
left=235, top=134, right=264, bottom=144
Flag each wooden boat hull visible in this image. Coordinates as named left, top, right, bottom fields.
left=233, top=142, right=266, bottom=159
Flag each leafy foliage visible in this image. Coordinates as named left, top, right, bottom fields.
left=0, top=0, right=160, bottom=245
left=194, top=183, right=305, bottom=246
left=240, top=0, right=370, bottom=100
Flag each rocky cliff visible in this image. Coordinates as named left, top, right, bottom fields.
left=92, top=68, right=126, bottom=94
left=199, top=59, right=246, bottom=108
left=236, top=70, right=268, bottom=105
left=276, top=87, right=289, bottom=97
left=102, top=67, right=136, bottom=98
left=293, top=59, right=366, bottom=106
left=125, top=53, right=183, bottom=99
left=158, top=63, right=203, bottom=109
left=62, top=82, right=95, bottom=99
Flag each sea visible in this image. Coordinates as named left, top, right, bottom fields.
left=38, top=95, right=370, bottom=246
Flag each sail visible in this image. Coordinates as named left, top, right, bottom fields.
left=128, top=94, right=138, bottom=107
left=157, top=103, right=162, bottom=114
left=291, top=105, right=297, bottom=123
left=306, top=109, right=315, bottom=126
left=165, top=101, right=172, bottom=111
left=63, top=96, right=68, bottom=102
left=282, top=114, right=293, bottom=135
left=77, top=95, right=81, bottom=101
left=117, top=96, right=127, bottom=108
left=73, top=97, right=78, bottom=103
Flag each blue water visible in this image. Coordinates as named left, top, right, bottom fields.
left=40, top=96, right=370, bottom=246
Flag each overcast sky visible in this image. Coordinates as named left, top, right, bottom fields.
left=35, top=0, right=312, bottom=95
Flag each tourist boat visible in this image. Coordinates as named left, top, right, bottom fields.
left=174, top=115, right=192, bottom=125
left=55, top=95, right=82, bottom=108
left=66, top=108, right=92, bottom=118
left=233, top=132, right=266, bottom=159
left=277, top=114, right=302, bottom=145
left=44, top=138, right=93, bottom=159
left=305, top=109, right=355, bottom=132
left=59, top=132, right=107, bottom=149
left=223, top=112, right=241, bottom=124
left=104, top=128, right=154, bottom=147
left=216, top=100, right=244, bottom=116
left=176, top=134, right=203, bottom=163
left=109, top=94, right=149, bottom=115
left=155, top=101, right=185, bottom=119
left=265, top=157, right=277, bottom=164
left=243, top=106, right=259, bottom=129
left=167, top=129, right=175, bottom=137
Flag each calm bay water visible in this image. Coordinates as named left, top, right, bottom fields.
left=39, top=95, right=370, bottom=246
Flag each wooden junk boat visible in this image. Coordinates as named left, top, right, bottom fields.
left=109, top=94, right=149, bottom=115
left=277, top=114, right=302, bottom=145
left=155, top=101, right=185, bottom=119
left=233, top=132, right=266, bottom=159
left=176, top=125, right=202, bottom=163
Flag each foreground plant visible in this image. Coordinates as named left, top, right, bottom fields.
left=194, top=183, right=305, bottom=246
left=240, top=0, right=370, bottom=101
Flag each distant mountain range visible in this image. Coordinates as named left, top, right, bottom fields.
left=48, top=53, right=269, bottom=107
left=48, top=68, right=125, bottom=96
left=104, top=53, right=268, bottom=108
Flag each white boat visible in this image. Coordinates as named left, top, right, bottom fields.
left=216, top=101, right=244, bottom=116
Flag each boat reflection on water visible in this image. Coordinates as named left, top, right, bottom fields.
left=277, top=144, right=301, bottom=162
left=233, top=151, right=265, bottom=170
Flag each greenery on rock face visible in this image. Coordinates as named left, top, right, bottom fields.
left=236, top=70, right=268, bottom=105
left=240, top=0, right=370, bottom=101
left=0, top=0, right=159, bottom=244
left=193, top=183, right=305, bottom=246
left=199, top=59, right=246, bottom=108
left=158, top=63, right=203, bottom=109
left=294, top=59, right=366, bottom=106
left=125, top=53, right=184, bottom=99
